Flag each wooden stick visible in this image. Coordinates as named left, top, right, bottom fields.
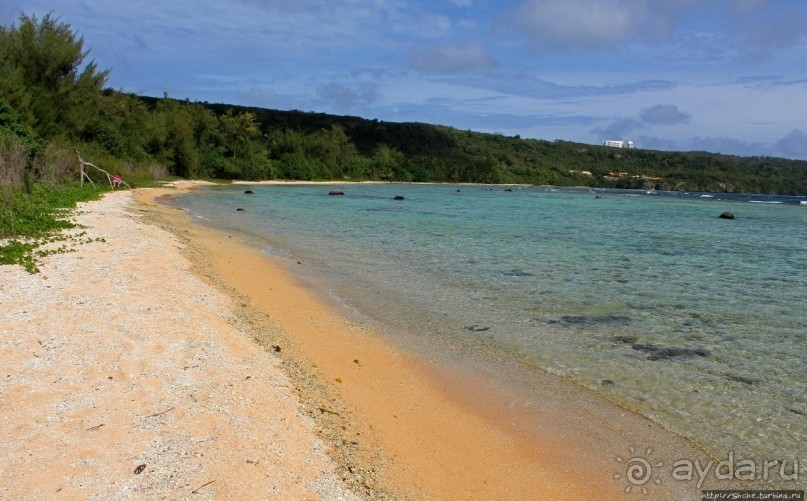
left=191, top=480, right=216, bottom=494
left=73, top=148, right=96, bottom=187
left=145, top=406, right=175, bottom=418
left=73, top=147, right=84, bottom=187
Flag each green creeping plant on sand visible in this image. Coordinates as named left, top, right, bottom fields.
left=0, top=184, right=105, bottom=273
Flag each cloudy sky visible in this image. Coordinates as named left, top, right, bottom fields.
left=3, top=0, right=807, bottom=159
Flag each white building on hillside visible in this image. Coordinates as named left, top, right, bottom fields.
left=602, top=140, right=635, bottom=149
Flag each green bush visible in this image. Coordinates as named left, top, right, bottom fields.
left=85, top=115, right=125, bottom=156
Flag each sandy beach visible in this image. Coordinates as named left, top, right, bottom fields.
left=0, top=185, right=355, bottom=499
left=0, top=182, right=741, bottom=499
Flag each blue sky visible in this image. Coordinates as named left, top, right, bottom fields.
left=3, top=0, right=807, bottom=159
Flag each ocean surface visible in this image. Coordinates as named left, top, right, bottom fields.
left=174, top=183, right=806, bottom=467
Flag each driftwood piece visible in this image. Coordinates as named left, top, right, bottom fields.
left=74, top=147, right=95, bottom=188
left=191, top=480, right=216, bottom=494
left=145, top=406, right=175, bottom=418
left=73, top=147, right=132, bottom=189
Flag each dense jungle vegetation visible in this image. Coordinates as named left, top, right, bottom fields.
left=2, top=13, right=806, bottom=245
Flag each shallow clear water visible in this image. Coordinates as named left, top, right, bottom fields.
left=175, top=184, right=806, bottom=464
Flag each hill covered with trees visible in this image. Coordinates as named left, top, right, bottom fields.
left=192, top=101, right=807, bottom=194
left=2, top=12, right=806, bottom=200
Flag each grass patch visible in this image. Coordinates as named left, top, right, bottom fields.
left=0, top=182, right=107, bottom=273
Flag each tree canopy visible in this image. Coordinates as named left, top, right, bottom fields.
left=0, top=13, right=109, bottom=140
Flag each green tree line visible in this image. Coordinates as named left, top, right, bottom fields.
left=2, top=11, right=806, bottom=200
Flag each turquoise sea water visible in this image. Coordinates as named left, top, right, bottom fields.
left=174, top=184, right=806, bottom=466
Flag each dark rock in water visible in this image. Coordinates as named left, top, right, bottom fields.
left=719, top=212, right=735, bottom=219
left=559, top=315, right=631, bottom=326
left=465, top=324, right=491, bottom=332
left=652, top=347, right=710, bottom=360
left=725, top=374, right=756, bottom=385
left=504, top=188, right=513, bottom=192
left=236, top=208, right=245, bottom=211
left=394, top=195, right=405, bottom=200
left=456, top=189, right=461, bottom=192
left=631, top=343, right=710, bottom=361
left=595, top=195, right=603, bottom=199
left=329, top=190, right=345, bottom=196
left=244, top=190, right=254, bottom=194
left=503, top=269, right=535, bottom=277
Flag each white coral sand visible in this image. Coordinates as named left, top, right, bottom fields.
left=0, top=189, right=356, bottom=500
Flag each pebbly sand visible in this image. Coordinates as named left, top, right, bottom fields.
left=0, top=182, right=741, bottom=499
left=0, top=185, right=355, bottom=499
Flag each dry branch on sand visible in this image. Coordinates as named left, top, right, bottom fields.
left=73, top=147, right=131, bottom=190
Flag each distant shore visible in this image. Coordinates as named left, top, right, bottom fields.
left=231, top=179, right=536, bottom=187
left=1, top=181, right=745, bottom=498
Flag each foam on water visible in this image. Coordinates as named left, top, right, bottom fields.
left=175, top=184, right=807, bottom=465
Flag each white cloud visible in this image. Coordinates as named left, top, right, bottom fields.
left=496, top=0, right=804, bottom=54
left=742, top=13, right=806, bottom=59
left=732, top=0, right=770, bottom=16
left=401, top=14, right=454, bottom=38
left=316, top=82, right=380, bottom=111
left=772, top=129, right=807, bottom=159
left=496, top=0, right=718, bottom=49
left=457, top=18, right=477, bottom=31
left=637, top=128, right=807, bottom=159
left=410, top=41, right=496, bottom=74
left=640, top=104, right=690, bottom=125
left=501, top=0, right=639, bottom=49
left=592, top=118, right=644, bottom=140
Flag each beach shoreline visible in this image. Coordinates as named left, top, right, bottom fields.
left=1, top=182, right=750, bottom=499
left=139, top=182, right=745, bottom=499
